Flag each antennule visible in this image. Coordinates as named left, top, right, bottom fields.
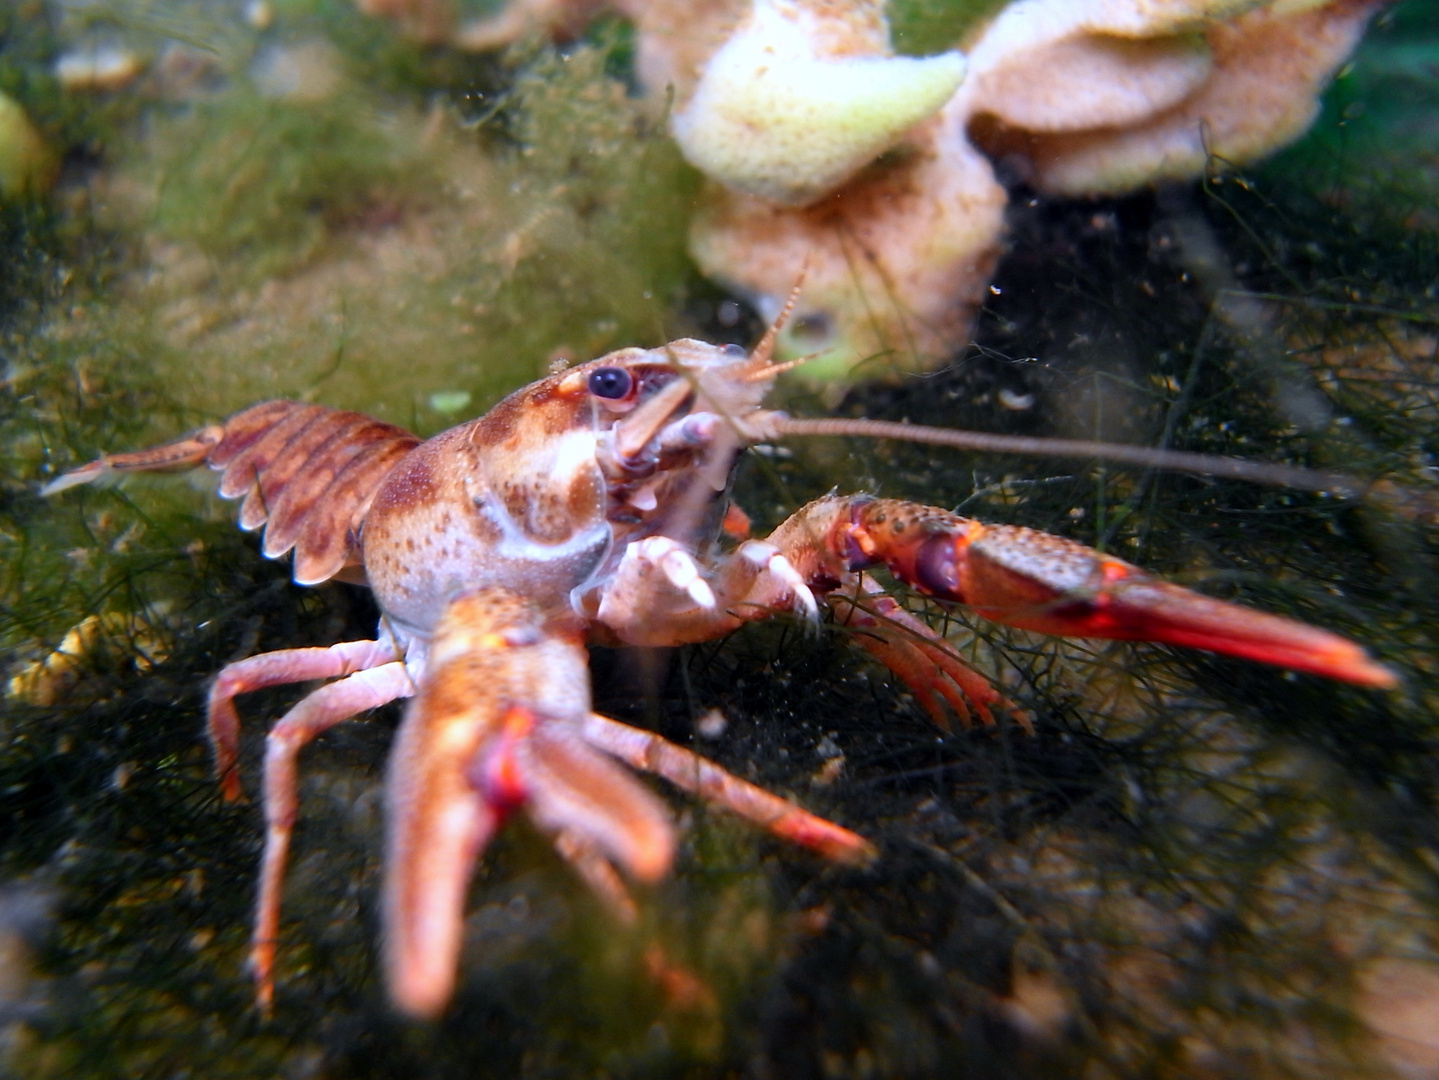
left=749, top=258, right=811, bottom=370
left=740, top=352, right=821, bottom=384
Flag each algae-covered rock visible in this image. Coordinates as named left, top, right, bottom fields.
left=105, top=38, right=696, bottom=425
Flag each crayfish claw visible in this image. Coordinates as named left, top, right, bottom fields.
left=764, top=494, right=1395, bottom=694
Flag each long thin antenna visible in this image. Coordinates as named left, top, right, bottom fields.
left=774, top=416, right=1379, bottom=499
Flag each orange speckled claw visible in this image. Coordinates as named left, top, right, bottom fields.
left=838, top=497, right=1397, bottom=688
left=382, top=587, right=872, bottom=1019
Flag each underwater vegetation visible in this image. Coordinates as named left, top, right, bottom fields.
left=392, top=0, right=1394, bottom=382
left=0, top=0, right=1437, bottom=1077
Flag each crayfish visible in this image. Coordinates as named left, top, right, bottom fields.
left=45, top=306, right=1395, bottom=1019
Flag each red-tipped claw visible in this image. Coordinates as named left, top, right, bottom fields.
left=773, top=496, right=1396, bottom=690
left=382, top=587, right=870, bottom=1019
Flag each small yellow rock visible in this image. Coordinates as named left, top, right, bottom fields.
left=55, top=45, right=144, bottom=92
left=0, top=92, right=57, bottom=200
left=7, top=613, right=167, bottom=707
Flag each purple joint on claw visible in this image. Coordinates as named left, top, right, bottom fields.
left=916, top=536, right=963, bottom=599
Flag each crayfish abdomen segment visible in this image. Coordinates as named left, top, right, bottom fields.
left=208, top=403, right=422, bottom=584
left=41, top=400, right=423, bottom=586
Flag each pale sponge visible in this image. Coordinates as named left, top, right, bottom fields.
left=671, top=0, right=966, bottom=206
left=347, top=0, right=1386, bottom=383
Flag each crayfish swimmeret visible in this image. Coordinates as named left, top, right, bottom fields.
left=46, top=311, right=1395, bottom=1019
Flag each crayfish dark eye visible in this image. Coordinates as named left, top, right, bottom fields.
left=587, top=366, right=633, bottom=400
